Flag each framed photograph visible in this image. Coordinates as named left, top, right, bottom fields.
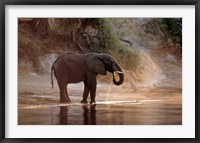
left=1, top=0, right=199, bottom=142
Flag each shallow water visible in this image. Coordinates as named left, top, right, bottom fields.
left=18, top=98, right=182, bottom=125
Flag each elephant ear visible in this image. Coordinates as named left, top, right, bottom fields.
left=86, top=55, right=107, bottom=75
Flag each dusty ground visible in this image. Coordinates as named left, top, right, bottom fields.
left=18, top=73, right=182, bottom=125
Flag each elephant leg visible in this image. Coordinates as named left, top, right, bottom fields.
left=64, top=85, right=71, bottom=103
left=59, top=85, right=67, bottom=103
left=58, top=81, right=69, bottom=103
left=81, top=81, right=90, bottom=104
left=89, top=78, right=97, bottom=104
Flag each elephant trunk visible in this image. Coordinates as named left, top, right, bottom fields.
left=112, top=63, right=124, bottom=85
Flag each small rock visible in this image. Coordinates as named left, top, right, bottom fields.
left=30, top=72, right=38, bottom=77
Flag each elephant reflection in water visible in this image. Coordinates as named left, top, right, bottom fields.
left=59, top=105, right=96, bottom=125
left=82, top=105, right=96, bottom=125
left=60, top=106, right=68, bottom=125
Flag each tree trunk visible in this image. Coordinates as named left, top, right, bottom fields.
left=75, top=31, right=94, bottom=53
left=19, top=18, right=94, bottom=53
left=31, top=18, right=50, bottom=36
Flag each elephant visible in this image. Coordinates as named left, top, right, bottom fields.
left=51, top=53, right=124, bottom=104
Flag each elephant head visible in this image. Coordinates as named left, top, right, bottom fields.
left=86, top=53, right=124, bottom=85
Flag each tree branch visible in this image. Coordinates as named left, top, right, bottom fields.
left=120, top=38, right=132, bottom=47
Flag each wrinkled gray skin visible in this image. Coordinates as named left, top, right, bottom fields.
left=51, top=53, right=124, bottom=104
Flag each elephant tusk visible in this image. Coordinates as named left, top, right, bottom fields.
left=116, top=71, right=123, bottom=74
left=113, top=71, right=123, bottom=77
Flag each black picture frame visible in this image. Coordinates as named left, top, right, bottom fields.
left=0, top=0, right=199, bottom=143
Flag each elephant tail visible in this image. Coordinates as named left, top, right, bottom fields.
left=51, top=65, right=54, bottom=88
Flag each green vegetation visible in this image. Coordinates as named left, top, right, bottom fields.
left=87, top=19, right=140, bottom=71
left=143, top=18, right=182, bottom=52
left=161, top=18, right=182, bottom=47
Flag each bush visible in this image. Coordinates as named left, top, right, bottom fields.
left=97, top=19, right=140, bottom=71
